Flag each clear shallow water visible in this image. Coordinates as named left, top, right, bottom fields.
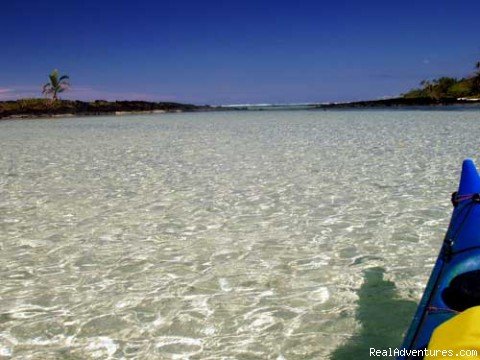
left=0, top=110, right=479, bottom=359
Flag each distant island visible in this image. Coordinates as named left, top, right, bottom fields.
left=402, top=61, right=480, bottom=100
left=0, top=99, right=209, bottom=120
left=227, top=60, right=480, bottom=110
left=2, top=61, right=480, bottom=120
left=0, top=70, right=209, bottom=120
left=315, top=96, right=480, bottom=110
left=3, top=96, right=479, bottom=120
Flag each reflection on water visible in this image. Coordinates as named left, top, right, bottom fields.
left=0, top=110, right=479, bottom=358
left=330, top=267, right=417, bottom=360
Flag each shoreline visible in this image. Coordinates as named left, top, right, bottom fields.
left=0, top=99, right=210, bottom=121
left=1, top=109, right=198, bottom=121
left=317, top=97, right=480, bottom=109
left=220, top=97, right=480, bottom=111
left=2, top=97, right=480, bottom=121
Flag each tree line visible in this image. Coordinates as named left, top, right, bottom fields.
left=403, top=61, right=480, bottom=99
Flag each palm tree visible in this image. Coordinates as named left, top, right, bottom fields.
left=42, top=69, right=70, bottom=100
left=473, top=61, right=480, bottom=94
left=420, top=80, right=436, bottom=99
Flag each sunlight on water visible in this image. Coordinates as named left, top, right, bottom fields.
left=1, top=110, right=479, bottom=359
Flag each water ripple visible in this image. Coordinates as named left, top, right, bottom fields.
left=1, top=110, right=479, bottom=358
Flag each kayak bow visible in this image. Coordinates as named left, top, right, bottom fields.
left=399, top=159, right=480, bottom=359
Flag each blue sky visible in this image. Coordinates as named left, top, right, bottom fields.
left=1, top=0, right=480, bottom=104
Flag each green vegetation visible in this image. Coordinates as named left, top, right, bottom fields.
left=42, top=69, right=70, bottom=100
left=0, top=69, right=208, bottom=119
left=0, top=99, right=205, bottom=119
left=403, top=60, right=480, bottom=99
left=3, top=62, right=480, bottom=119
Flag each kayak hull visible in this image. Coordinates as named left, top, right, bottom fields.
left=399, top=159, right=480, bottom=359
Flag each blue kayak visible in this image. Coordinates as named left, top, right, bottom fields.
left=399, top=159, right=480, bottom=359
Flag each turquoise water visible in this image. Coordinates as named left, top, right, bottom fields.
left=0, top=110, right=479, bottom=359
